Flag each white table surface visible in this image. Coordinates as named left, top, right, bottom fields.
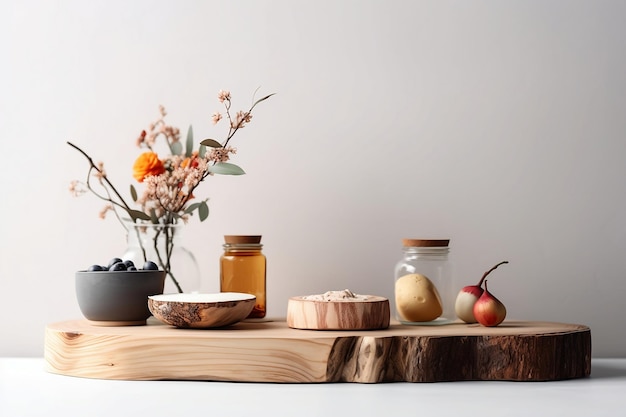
left=1, top=357, right=625, bottom=417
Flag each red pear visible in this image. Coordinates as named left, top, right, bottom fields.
left=473, top=280, right=507, bottom=327
left=455, top=261, right=508, bottom=323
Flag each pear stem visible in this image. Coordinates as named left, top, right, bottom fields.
left=477, top=261, right=509, bottom=287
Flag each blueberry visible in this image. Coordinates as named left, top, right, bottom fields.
left=143, top=261, right=159, bottom=271
left=107, top=257, right=123, bottom=268
left=123, top=260, right=135, bottom=269
left=127, top=266, right=137, bottom=271
left=87, top=264, right=105, bottom=271
left=109, top=262, right=127, bottom=271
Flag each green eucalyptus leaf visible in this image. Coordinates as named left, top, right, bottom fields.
left=200, top=138, right=222, bottom=148
left=185, top=125, right=194, bottom=158
left=199, top=144, right=207, bottom=158
left=128, top=209, right=150, bottom=221
left=130, top=184, right=138, bottom=202
left=199, top=201, right=209, bottom=222
left=185, top=202, right=202, bottom=214
left=149, top=209, right=159, bottom=224
left=208, top=162, right=246, bottom=175
left=171, top=141, right=183, bottom=156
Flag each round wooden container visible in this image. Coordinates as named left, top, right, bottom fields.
left=287, top=294, right=390, bottom=330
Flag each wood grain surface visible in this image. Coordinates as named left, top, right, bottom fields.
left=44, top=319, right=591, bottom=383
left=287, top=296, right=390, bottom=330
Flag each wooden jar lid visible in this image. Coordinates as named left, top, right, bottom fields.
left=402, top=239, right=449, bottom=247
left=224, top=235, right=262, bottom=244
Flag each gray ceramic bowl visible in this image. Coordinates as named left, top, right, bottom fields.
left=75, top=270, right=166, bottom=326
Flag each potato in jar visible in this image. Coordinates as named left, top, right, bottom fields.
left=395, top=273, right=443, bottom=322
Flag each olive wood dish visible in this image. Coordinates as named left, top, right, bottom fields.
left=287, top=293, right=390, bottom=330
left=148, top=292, right=255, bottom=329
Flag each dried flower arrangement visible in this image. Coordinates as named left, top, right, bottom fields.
left=68, top=89, right=274, bottom=292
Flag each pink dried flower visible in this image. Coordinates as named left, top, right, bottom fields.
left=137, top=106, right=181, bottom=150
left=95, top=162, right=106, bottom=179
left=218, top=90, right=231, bottom=103
left=165, top=125, right=180, bottom=143
left=99, top=204, right=113, bottom=219
left=136, top=130, right=147, bottom=147
left=231, top=111, right=252, bottom=129
left=68, top=180, right=86, bottom=196
left=145, top=132, right=157, bottom=147
left=212, top=112, right=222, bottom=125
left=208, top=146, right=236, bottom=163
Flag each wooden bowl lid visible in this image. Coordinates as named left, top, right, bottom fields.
left=287, top=291, right=390, bottom=330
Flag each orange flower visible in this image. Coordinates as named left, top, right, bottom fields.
left=181, top=156, right=199, bottom=169
left=133, top=152, right=165, bottom=182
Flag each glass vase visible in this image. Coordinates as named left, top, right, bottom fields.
left=122, top=220, right=201, bottom=294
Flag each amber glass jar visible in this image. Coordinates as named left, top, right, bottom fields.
left=220, top=235, right=266, bottom=318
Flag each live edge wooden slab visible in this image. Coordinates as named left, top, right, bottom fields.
left=44, top=319, right=591, bottom=383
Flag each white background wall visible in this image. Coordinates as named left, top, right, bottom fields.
left=2, top=0, right=625, bottom=357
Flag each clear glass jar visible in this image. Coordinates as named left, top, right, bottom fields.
left=220, top=235, right=266, bottom=319
left=122, top=220, right=201, bottom=294
left=394, top=239, right=454, bottom=325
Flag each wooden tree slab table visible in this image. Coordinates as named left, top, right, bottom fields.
left=44, top=319, right=591, bottom=383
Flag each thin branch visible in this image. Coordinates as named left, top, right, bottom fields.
left=67, top=141, right=135, bottom=214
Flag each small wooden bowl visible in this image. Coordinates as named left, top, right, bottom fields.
left=148, top=292, right=255, bottom=329
left=287, top=294, right=390, bottom=330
